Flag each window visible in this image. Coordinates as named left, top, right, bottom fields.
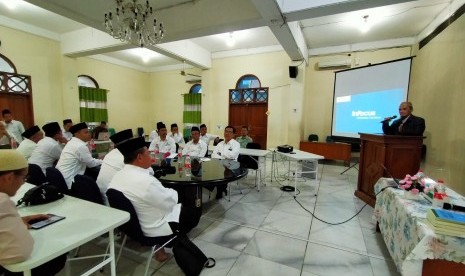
left=78, top=75, right=107, bottom=125
left=189, top=84, right=202, bottom=94
left=0, top=54, right=16, bottom=73
left=78, top=75, right=99, bottom=88
left=236, top=75, right=261, bottom=89
left=229, top=75, right=267, bottom=104
left=0, top=54, right=31, bottom=94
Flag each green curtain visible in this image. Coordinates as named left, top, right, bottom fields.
left=183, top=93, right=202, bottom=138
left=79, top=86, right=108, bottom=123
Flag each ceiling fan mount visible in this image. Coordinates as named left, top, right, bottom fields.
left=180, top=61, right=201, bottom=78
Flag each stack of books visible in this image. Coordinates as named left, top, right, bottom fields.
left=426, top=208, right=465, bottom=238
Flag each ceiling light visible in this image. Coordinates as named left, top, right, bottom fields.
left=104, top=0, right=165, bottom=48
left=3, top=0, right=20, bottom=10
left=226, top=32, right=236, bottom=47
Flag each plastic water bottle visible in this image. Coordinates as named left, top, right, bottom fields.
left=150, top=151, right=156, bottom=164
left=436, top=179, right=446, bottom=195
left=10, top=139, right=17, bottom=149
left=184, top=155, right=191, bottom=176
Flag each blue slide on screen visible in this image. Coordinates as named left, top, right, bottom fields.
left=334, top=89, right=404, bottom=136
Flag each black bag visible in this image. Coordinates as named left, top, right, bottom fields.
left=16, top=184, right=64, bottom=206
left=173, top=233, right=215, bottom=276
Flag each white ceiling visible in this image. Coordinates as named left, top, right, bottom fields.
left=0, top=0, right=462, bottom=72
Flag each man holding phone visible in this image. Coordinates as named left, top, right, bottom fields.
left=0, top=150, right=66, bottom=275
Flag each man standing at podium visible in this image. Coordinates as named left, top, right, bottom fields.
left=382, top=101, right=425, bottom=136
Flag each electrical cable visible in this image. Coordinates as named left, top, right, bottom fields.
left=291, top=171, right=391, bottom=225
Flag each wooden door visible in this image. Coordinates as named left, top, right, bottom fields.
left=229, top=103, right=268, bottom=149
left=0, top=72, right=34, bottom=128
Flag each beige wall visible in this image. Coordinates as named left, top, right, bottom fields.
left=203, top=51, right=298, bottom=148
left=409, top=14, right=465, bottom=194
left=0, top=26, right=64, bottom=125
left=148, top=70, right=191, bottom=133
left=0, top=26, right=152, bottom=135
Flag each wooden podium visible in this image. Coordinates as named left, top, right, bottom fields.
left=355, top=133, right=424, bottom=206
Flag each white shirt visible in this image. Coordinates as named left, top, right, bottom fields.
left=96, top=149, right=155, bottom=204
left=108, top=164, right=181, bottom=237
left=200, top=133, right=218, bottom=147
left=148, top=136, right=176, bottom=154
left=168, top=132, right=185, bottom=149
left=182, top=140, right=208, bottom=158
left=212, top=139, right=240, bottom=161
left=96, top=149, right=124, bottom=203
left=62, top=128, right=73, bottom=141
left=28, top=137, right=63, bottom=173
left=56, top=137, right=102, bottom=188
left=148, top=130, right=159, bottom=142
left=1, top=120, right=25, bottom=143
left=16, top=138, right=37, bottom=160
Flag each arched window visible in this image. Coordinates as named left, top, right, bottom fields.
left=0, top=53, right=17, bottom=73
left=77, top=75, right=107, bottom=125
left=230, top=74, right=268, bottom=104
left=236, top=75, right=261, bottom=89
left=78, top=75, right=99, bottom=88
left=189, top=84, right=202, bottom=94
left=0, top=53, right=30, bottom=94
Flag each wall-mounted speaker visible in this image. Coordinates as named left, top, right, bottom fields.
left=289, top=66, right=298, bottom=78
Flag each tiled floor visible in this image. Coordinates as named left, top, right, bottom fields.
left=59, top=156, right=400, bottom=276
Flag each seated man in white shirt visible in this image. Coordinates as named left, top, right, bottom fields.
left=61, top=119, right=73, bottom=141
left=211, top=126, right=241, bottom=199
left=149, top=123, right=176, bottom=155
left=199, top=124, right=220, bottom=148
left=108, top=137, right=182, bottom=262
left=168, top=123, right=185, bottom=152
left=148, top=121, right=163, bottom=142
left=96, top=129, right=134, bottom=204
left=29, top=122, right=66, bottom=173
left=16, top=125, right=43, bottom=160
left=56, top=122, right=102, bottom=189
left=182, top=126, right=207, bottom=158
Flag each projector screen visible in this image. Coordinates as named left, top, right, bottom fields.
left=331, top=58, right=412, bottom=140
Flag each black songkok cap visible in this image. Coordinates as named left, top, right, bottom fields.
left=157, top=123, right=166, bottom=131
left=191, top=126, right=200, bottom=132
left=42, top=122, right=61, bottom=137
left=171, top=123, right=178, bottom=129
left=116, top=137, right=146, bottom=157
left=22, top=125, right=40, bottom=138
left=63, top=119, right=72, bottom=125
left=69, top=122, right=88, bottom=135
left=110, top=129, right=133, bottom=145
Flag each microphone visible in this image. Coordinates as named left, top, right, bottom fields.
left=380, top=115, right=397, bottom=123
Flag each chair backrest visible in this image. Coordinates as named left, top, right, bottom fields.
left=239, top=142, right=261, bottom=170
left=308, top=134, right=319, bottom=142
left=71, top=174, right=104, bottom=205
left=46, top=167, right=69, bottom=194
left=106, top=189, right=145, bottom=243
left=28, top=163, right=47, bottom=185
left=213, top=139, right=224, bottom=146
left=246, top=142, right=261, bottom=150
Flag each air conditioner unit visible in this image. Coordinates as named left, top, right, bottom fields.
left=316, top=59, right=351, bottom=70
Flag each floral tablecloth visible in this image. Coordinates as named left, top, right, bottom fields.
left=373, top=178, right=465, bottom=275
